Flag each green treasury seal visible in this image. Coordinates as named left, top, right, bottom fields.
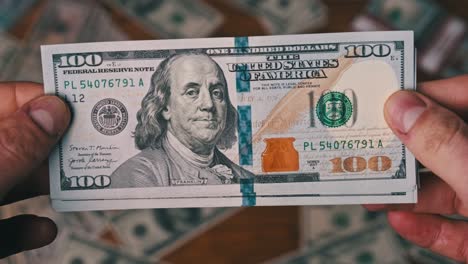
left=316, top=91, right=352, bottom=127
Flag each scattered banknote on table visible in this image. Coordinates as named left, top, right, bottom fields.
left=8, top=0, right=129, bottom=83
left=0, top=0, right=37, bottom=31
left=104, top=0, right=223, bottom=39
left=395, top=232, right=461, bottom=264
left=351, top=0, right=468, bottom=78
left=227, top=0, right=328, bottom=34
left=41, top=31, right=417, bottom=211
left=0, top=32, right=19, bottom=81
left=269, top=208, right=409, bottom=264
left=277, top=205, right=461, bottom=264
left=2, top=196, right=235, bottom=263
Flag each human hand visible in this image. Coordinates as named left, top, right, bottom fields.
left=0, top=82, right=70, bottom=258
left=364, top=75, right=468, bottom=262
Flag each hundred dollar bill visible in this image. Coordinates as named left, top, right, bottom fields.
left=41, top=31, right=416, bottom=211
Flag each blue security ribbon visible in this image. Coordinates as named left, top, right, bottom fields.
left=234, top=36, right=250, bottom=93
left=235, top=36, right=255, bottom=206
left=240, top=178, right=256, bottom=206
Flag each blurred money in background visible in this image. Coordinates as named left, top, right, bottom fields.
left=104, top=0, right=224, bottom=39
left=226, top=0, right=327, bottom=34
left=268, top=206, right=460, bottom=264
left=395, top=231, right=461, bottom=264
left=352, top=0, right=468, bottom=78
left=3, top=196, right=234, bottom=263
left=0, top=32, right=18, bottom=81
left=268, top=206, right=407, bottom=263
left=0, top=0, right=37, bottom=31
left=7, top=0, right=129, bottom=83
left=1, top=0, right=467, bottom=263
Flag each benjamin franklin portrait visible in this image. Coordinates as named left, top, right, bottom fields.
left=111, top=52, right=253, bottom=187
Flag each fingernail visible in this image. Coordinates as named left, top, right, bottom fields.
left=385, top=91, right=426, bottom=134
left=28, top=96, right=70, bottom=136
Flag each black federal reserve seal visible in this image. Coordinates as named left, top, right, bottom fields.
left=91, top=98, right=128, bottom=135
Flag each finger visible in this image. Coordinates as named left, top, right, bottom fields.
left=0, top=82, right=44, bottom=120
left=418, top=75, right=468, bottom=120
left=0, top=163, right=49, bottom=206
left=0, top=95, right=70, bottom=197
left=0, top=214, right=57, bottom=258
left=384, top=91, right=468, bottom=200
left=364, top=172, right=468, bottom=215
left=387, top=211, right=468, bottom=263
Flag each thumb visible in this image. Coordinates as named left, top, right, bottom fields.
left=384, top=91, right=468, bottom=198
left=0, top=95, right=70, bottom=196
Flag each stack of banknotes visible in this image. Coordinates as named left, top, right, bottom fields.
left=41, top=31, right=417, bottom=212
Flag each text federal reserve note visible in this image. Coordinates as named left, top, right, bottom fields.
left=41, top=31, right=416, bottom=211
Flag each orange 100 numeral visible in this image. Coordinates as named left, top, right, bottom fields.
left=330, top=156, right=392, bottom=173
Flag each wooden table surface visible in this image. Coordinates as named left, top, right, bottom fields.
left=8, top=1, right=468, bottom=263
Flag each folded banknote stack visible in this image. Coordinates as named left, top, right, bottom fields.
left=41, top=30, right=417, bottom=212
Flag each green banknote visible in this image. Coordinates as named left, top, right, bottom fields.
left=41, top=31, right=416, bottom=211
left=0, top=0, right=37, bottom=30
left=297, top=205, right=461, bottom=264
left=366, top=0, right=444, bottom=43
left=49, top=233, right=156, bottom=264
left=295, top=205, right=410, bottom=264
left=394, top=229, right=461, bottom=264
left=301, top=205, right=384, bottom=245
left=355, top=0, right=468, bottom=78
left=0, top=32, right=18, bottom=81
left=105, top=0, right=223, bottom=39
left=270, top=219, right=409, bottom=264
left=109, top=208, right=235, bottom=258
left=10, top=0, right=128, bottom=83
left=228, top=0, right=327, bottom=34
left=2, top=196, right=235, bottom=263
